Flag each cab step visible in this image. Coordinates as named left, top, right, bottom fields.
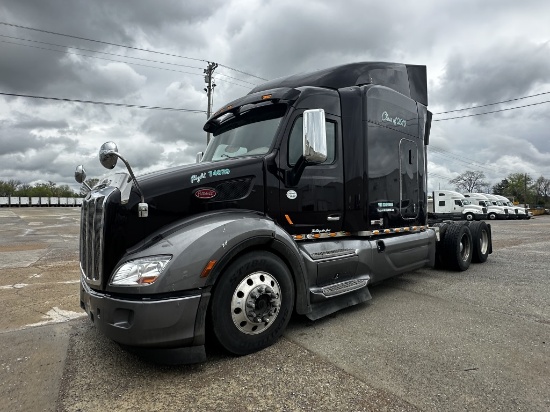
left=306, top=277, right=372, bottom=321
left=309, top=248, right=356, bottom=260
left=310, top=276, right=370, bottom=299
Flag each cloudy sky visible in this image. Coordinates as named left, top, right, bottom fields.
left=1, top=0, right=550, bottom=193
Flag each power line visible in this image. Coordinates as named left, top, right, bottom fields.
left=433, top=91, right=550, bottom=115
left=0, top=21, right=268, bottom=81
left=429, top=147, right=494, bottom=172
left=427, top=172, right=455, bottom=180
left=0, top=92, right=206, bottom=113
left=433, top=100, right=550, bottom=121
left=0, top=34, right=259, bottom=87
left=217, top=63, right=268, bottom=81
left=0, top=34, right=204, bottom=70
left=0, top=39, right=253, bottom=89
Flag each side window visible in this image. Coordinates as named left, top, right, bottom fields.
left=454, top=200, right=461, bottom=206
left=288, top=116, right=336, bottom=166
left=439, top=201, right=445, bottom=207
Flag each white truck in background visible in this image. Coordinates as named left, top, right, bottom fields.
left=463, top=193, right=508, bottom=220
left=484, top=194, right=515, bottom=219
left=428, top=190, right=486, bottom=221
left=494, top=195, right=528, bottom=219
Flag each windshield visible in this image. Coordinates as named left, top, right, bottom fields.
left=202, top=104, right=287, bottom=162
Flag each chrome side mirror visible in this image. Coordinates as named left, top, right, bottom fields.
left=75, top=165, right=92, bottom=192
left=75, top=165, right=86, bottom=183
left=303, top=109, right=327, bottom=164
left=97, top=141, right=148, bottom=217
left=196, top=151, right=203, bottom=163
left=99, top=141, right=119, bottom=169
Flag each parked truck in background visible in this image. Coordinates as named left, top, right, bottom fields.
left=463, top=193, right=508, bottom=220
left=428, top=190, right=486, bottom=221
left=484, top=194, right=515, bottom=219
left=494, top=195, right=527, bottom=219
left=76, top=62, right=493, bottom=363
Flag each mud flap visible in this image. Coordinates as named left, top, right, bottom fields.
left=306, top=286, right=372, bottom=321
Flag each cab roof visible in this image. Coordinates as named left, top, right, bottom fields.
left=249, top=62, right=428, bottom=106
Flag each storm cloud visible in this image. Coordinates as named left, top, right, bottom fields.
left=0, top=0, right=549, bottom=193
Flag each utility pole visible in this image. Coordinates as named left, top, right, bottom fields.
left=204, top=62, right=218, bottom=145
left=523, top=173, right=527, bottom=205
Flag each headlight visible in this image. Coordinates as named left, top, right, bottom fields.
left=110, top=255, right=172, bottom=286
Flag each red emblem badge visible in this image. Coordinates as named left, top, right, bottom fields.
left=194, top=188, right=217, bottom=199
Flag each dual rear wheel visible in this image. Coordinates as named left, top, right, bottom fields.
left=434, top=221, right=491, bottom=270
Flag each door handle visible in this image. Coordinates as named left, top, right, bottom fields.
left=327, top=215, right=340, bottom=221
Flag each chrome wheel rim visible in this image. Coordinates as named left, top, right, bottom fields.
left=480, top=229, right=489, bottom=255
left=231, top=271, right=281, bottom=335
left=460, top=233, right=472, bottom=262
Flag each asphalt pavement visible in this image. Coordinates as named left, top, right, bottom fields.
left=0, top=208, right=548, bottom=411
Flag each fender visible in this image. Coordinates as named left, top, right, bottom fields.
left=105, top=209, right=311, bottom=314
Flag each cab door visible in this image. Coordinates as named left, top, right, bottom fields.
left=278, top=111, right=344, bottom=235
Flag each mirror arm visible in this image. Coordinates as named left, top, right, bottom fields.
left=111, top=152, right=145, bottom=204
left=285, top=156, right=307, bottom=187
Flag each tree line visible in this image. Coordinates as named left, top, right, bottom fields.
left=0, top=179, right=79, bottom=198
left=449, top=171, right=550, bottom=206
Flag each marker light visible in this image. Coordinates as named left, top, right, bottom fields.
left=201, top=260, right=217, bottom=278
left=110, top=255, right=172, bottom=286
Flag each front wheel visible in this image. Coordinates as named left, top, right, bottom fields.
left=465, top=212, right=474, bottom=221
left=210, top=251, right=295, bottom=355
left=488, top=212, right=497, bottom=220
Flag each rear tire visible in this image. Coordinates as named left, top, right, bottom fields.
left=210, top=251, right=294, bottom=355
left=441, top=223, right=473, bottom=271
left=467, top=221, right=490, bottom=263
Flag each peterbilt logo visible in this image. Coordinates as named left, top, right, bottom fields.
left=194, top=188, right=217, bottom=199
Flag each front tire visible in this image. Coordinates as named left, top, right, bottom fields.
left=465, top=212, right=474, bottom=221
left=210, top=251, right=295, bottom=355
left=488, top=212, right=497, bottom=220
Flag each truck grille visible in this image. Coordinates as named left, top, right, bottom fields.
left=80, top=188, right=115, bottom=285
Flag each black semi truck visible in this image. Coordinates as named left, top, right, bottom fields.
left=76, top=62, right=492, bottom=363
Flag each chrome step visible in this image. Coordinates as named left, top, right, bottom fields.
left=310, top=276, right=370, bottom=299
left=309, top=248, right=356, bottom=260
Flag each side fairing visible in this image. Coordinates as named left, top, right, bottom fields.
left=364, top=85, right=426, bottom=231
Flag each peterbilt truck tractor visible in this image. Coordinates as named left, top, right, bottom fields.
left=76, top=62, right=493, bottom=363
